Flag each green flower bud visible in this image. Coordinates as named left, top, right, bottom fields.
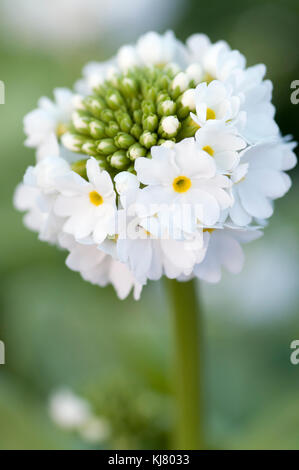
left=144, top=86, right=156, bottom=101
left=157, top=74, right=171, bottom=90
left=82, top=140, right=99, bottom=155
left=156, top=91, right=170, bottom=103
left=177, top=116, right=200, bottom=140
left=106, top=89, right=125, bottom=110
left=133, top=109, right=143, bottom=125
left=157, top=99, right=177, bottom=117
left=142, top=113, right=158, bottom=132
left=97, top=138, right=117, bottom=155
left=62, top=133, right=86, bottom=152
left=114, top=132, right=136, bottom=149
left=140, top=131, right=157, bottom=149
left=141, top=100, right=156, bottom=115
left=110, top=150, right=130, bottom=170
left=130, top=123, right=143, bottom=140
left=105, top=121, right=120, bottom=138
left=127, top=143, right=147, bottom=161
left=84, top=96, right=106, bottom=119
left=72, top=111, right=91, bottom=135
left=130, top=98, right=141, bottom=112
left=89, top=120, right=106, bottom=139
left=118, top=113, right=133, bottom=133
left=100, top=109, right=115, bottom=123
left=120, top=77, right=138, bottom=98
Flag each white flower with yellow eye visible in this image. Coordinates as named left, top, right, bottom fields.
left=195, top=120, right=246, bottom=173
left=135, top=138, right=233, bottom=231
left=54, top=158, right=116, bottom=243
left=191, top=80, right=242, bottom=128
left=24, top=88, right=74, bottom=161
left=229, top=140, right=297, bottom=226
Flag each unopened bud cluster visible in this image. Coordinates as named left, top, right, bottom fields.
left=63, top=65, right=199, bottom=177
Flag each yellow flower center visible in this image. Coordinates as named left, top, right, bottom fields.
left=202, top=145, right=214, bottom=156
left=56, top=122, right=68, bottom=138
left=204, top=73, right=215, bottom=84
left=173, top=176, right=192, bottom=193
left=89, top=190, right=103, bottom=206
left=206, top=108, right=216, bottom=120
left=203, top=228, right=215, bottom=234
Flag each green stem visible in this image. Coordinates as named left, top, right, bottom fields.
left=165, top=278, right=203, bottom=450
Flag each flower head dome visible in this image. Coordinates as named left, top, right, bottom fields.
left=15, top=31, right=297, bottom=299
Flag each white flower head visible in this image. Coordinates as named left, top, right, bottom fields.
left=15, top=30, right=297, bottom=298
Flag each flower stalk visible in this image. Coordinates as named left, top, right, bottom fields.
left=165, top=278, right=203, bottom=450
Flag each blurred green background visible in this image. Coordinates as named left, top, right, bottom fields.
left=0, top=0, right=299, bottom=450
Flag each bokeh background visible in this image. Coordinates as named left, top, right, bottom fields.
left=0, top=0, right=299, bottom=450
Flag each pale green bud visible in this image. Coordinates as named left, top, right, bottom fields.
left=127, top=143, right=147, bottom=161
left=140, top=131, right=157, bottom=148
left=82, top=140, right=99, bottom=155
left=142, top=113, right=158, bottom=132
left=89, top=120, right=106, bottom=139
left=133, top=110, right=143, bottom=125
left=97, top=138, right=117, bottom=155
left=106, top=89, right=125, bottom=110
left=120, top=77, right=138, bottom=98
left=141, top=100, right=156, bottom=115
left=131, top=123, right=143, bottom=140
left=62, top=133, right=86, bottom=152
left=84, top=96, right=106, bottom=119
left=100, top=109, right=115, bottom=123
left=157, top=99, right=177, bottom=116
left=114, top=132, right=136, bottom=149
left=177, top=116, right=200, bottom=140
left=110, top=150, right=130, bottom=170
left=72, top=111, right=91, bottom=135
left=105, top=121, right=120, bottom=138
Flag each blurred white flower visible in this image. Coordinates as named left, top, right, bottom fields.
left=24, top=88, right=74, bottom=161
left=49, top=389, right=92, bottom=430
left=49, top=388, right=111, bottom=444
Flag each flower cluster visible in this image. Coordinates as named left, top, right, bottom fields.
left=14, top=31, right=297, bottom=299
